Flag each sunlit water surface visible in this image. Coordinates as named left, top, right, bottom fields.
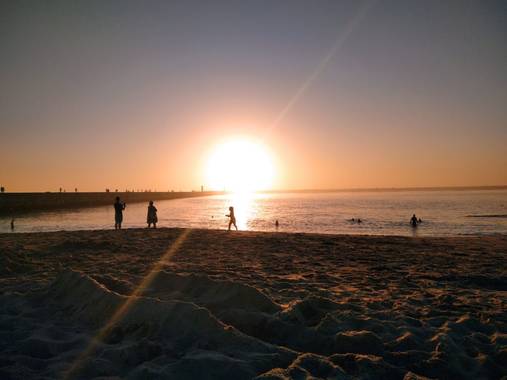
left=2, top=190, right=507, bottom=236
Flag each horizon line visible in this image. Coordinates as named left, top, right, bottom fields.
left=262, top=185, right=507, bottom=194
left=2, top=185, right=506, bottom=194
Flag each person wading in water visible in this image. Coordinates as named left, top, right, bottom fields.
left=410, top=214, right=419, bottom=228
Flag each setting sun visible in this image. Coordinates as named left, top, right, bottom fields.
left=205, top=138, right=275, bottom=193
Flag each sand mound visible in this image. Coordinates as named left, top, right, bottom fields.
left=143, top=271, right=281, bottom=314
left=255, top=353, right=347, bottom=379
left=280, top=296, right=340, bottom=326
left=214, top=296, right=387, bottom=358
left=330, top=353, right=403, bottom=379
left=44, top=270, right=295, bottom=378
left=333, top=331, right=384, bottom=355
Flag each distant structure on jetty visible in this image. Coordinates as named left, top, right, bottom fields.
left=0, top=191, right=221, bottom=216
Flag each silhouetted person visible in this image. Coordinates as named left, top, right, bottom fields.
left=275, top=219, right=279, bottom=228
left=10, top=218, right=14, bottom=231
left=114, top=196, right=126, bottom=229
left=357, top=218, right=362, bottom=224
left=410, top=214, right=418, bottom=228
left=226, top=206, right=238, bottom=231
left=147, top=201, right=158, bottom=229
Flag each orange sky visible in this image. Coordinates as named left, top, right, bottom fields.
left=1, top=1, right=506, bottom=192
left=3, top=112, right=506, bottom=192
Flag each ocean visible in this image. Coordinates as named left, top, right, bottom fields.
left=2, top=190, right=506, bottom=236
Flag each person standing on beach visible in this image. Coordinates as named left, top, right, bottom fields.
left=147, top=200, right=158, bottom=229
left=226, top=206, right=238, bottom=231
left=114, top=196, right=126, bottom=229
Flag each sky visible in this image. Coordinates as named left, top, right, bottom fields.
left=1, top=0, right=506, bottom=192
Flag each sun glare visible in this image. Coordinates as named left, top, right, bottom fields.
left=205, top=138, right=275, bottom=193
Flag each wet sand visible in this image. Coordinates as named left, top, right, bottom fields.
left=0, top=229, right=506, bottom=379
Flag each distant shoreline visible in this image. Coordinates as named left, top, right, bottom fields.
left=2, top=185, right=505, bottom=195
left=264, top=185, right=507, bottom=194
left=0, top=191, right=223, bottom=217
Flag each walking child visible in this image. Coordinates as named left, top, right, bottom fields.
left=226, top=206, right=238, bottom=231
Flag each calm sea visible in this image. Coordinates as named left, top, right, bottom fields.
left=1, top=190, right=507, bottom=236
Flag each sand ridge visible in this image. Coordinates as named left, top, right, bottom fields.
left=0, top=228, right=506, bottom=379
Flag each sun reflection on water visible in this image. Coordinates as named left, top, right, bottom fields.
left=220, top=192, right=266, bottom=231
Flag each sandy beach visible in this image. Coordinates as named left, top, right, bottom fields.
left=0, top=228, right=506, bottom=379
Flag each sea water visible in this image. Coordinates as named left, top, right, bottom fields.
left=1, top=190, right=506, bottom=236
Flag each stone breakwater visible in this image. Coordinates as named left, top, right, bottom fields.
left=0, top=191, right=221, bottom=216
